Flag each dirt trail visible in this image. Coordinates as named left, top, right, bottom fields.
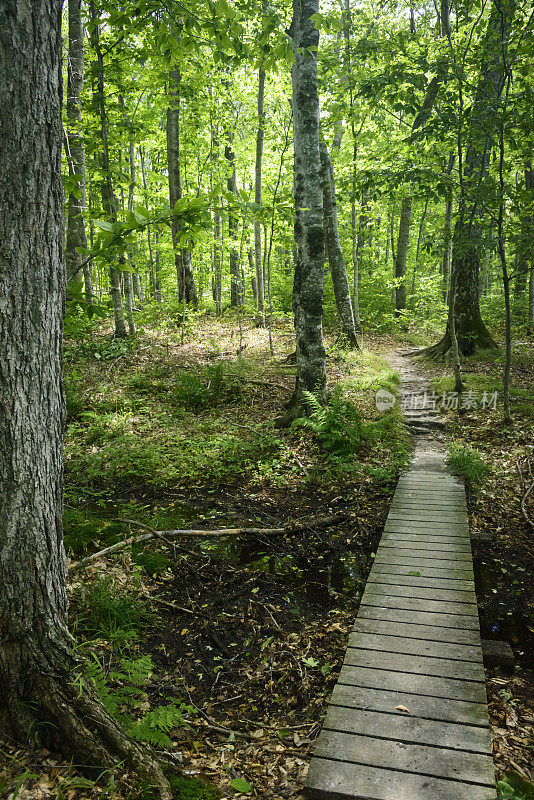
left=387, top=349, right=450, bottom=474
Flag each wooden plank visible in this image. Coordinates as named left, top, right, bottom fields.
left=347, top=631, right=482, bottom=662
left=377, top=546, right=473, bottom=562
left=391, top=498, right=467, bottom=508
left=383, top=525, right=470, bottom=538
left=372, top=554, right=474, bottom=572
left=338, top=665, right=487, bottom=702
left=385, top=517, right=470, bottom=530
left=353, top=617, right=481, bottom=645
left=362, top=582, right=477, bottom=603
left=360, top=593, right=478, bottom=616
left=388, top=511, right=468, bottom=522
left=322, top=704, right=491, bottom=753
left=305, top=758, right=496, bottom=800
left=358, top=605, right=480, bottom=630
left=371, top=561, right=474, bottom=577
left=381, top=534, right=471, bottom=548
left=366, top=572, right=476, bottom=591
left=343, top=647, right=485, bottom=681
left=380, top=540, right=471, bottom=553
left=329, top=683, right=489, bottom=726
left=312, top=730, right=495, bottom=785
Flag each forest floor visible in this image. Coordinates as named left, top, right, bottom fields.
left=1, top=312, right=532, bottom=800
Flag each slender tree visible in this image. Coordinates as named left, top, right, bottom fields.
left=254, top=44, right=266, bottom=324
left=166, top=42, right=198, bottom=307
left=88, top=2, right=127, bottom=337
left=65, top=0, right=92, bottom=303
left=319, top=139, right=359, bottom=347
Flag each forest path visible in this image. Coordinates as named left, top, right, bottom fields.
left=304, top=350, right=496, bottom=800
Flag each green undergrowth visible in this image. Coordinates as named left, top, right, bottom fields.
left=446, top=442, right=492, bottom=488
left=71, top=577, right=151, bottom=647
left=497, top=771, right=534, bottom=800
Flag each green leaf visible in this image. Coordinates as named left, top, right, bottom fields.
left=302, top=656, right=320, bottom=668
left=230, top=777, right=253, bottom=793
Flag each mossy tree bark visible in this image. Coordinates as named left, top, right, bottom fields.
left=425, top=0, right=514, bottom=358
left=319, top=139, right=359, bottom=348
left=0, top=3, right=172, bottom=797
left=288, top=0, right=327, bottom=407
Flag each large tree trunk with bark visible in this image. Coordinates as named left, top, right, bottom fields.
left=426, top=1, right=514, bottom=357
left=166, top=53, right=197, bottom=307
left=319, top=139, right=358, bottom=348
left=287, top=0, right=326, bottom=407
left=65, top=0, right=92, bottom=303
left=0, top=4, right=171, bottom=796
left=88, top=3, right=127, bottom=338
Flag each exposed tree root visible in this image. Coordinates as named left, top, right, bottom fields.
left=0, top=661, right=174, bottom=799
left=420, top=322, right=498, bottom=361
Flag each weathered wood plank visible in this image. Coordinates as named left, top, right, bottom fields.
left=373, top=554, right=474, bottom=572
left=329, top=683, right=490, bottom=726
left=388, top=511, right=468, bottom=522
left=347, top=631, right=482, bottom=662
left=322, top=704, right=491, bottom=753
left=338, top=664, right=487, bottom=702
left=305, top=758, right=496, bottom=800
left=358, top=605, right=480, bottom=630
left=377, top=545, right=473, bottom=562
left=381, top=535, right=471, bottom=549
left=343, top=647, right=485, bottom=681
left=362, top=582, right=477, bottom=603
left=370, top=563, right=475, bottom=580
left=383, top=525, right=470, bottom=538
left=360, top=593, right=478, bottom=616
left=353, top=617, right=481, bottom=645
left=366, top=572, right=476, bottom=591
left=312, top=730, right=495, bottom=785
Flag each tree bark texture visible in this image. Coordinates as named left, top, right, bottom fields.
left=0, top=5, right=172, bottom=796
left=395, top=196, right=412, bottom=315
left=166, top=55, right=197, bottom=307
left=65, top=0, right=92, bottom=303
left=289, top=0, right=327, bottom=402
left=254, top=65, right=266, bottom=324
left=88, top=3, right=127, bottom=337
left=427, top=0, right=514, bottom=356
left=225, top=136, right=241, bottom=306
left=319, top=139, right=358, bottom=347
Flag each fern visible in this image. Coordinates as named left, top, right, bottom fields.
left=292, top=388, right=363, bottom=456
left=86, top=655, right=195, bottom=748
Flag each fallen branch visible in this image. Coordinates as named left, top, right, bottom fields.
left=69, top=513, right=348, bottom=572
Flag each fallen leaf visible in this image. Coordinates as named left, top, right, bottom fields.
left=394, top=705, right=410, bottom=714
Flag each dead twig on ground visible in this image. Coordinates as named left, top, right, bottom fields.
left=69, top=513, right=348, bottom=572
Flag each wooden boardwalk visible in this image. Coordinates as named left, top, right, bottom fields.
left=305, top=467, right=496, bottom=800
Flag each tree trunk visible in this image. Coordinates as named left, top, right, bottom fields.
left=254, top=63, right=266, bottom=324
left=166, top=52, right=197, bottom=307
left=412, top=197, right=428, bottom=297
left=319, top=139, right=358, bottom=347
left=65, top=0, right=92, bottom=303
left=395, top=196, right=412, bottom=316
left=0, top=5, right=172, bottom=796
left=426, top=1, right=514, bottom=357
left=212, top=211, right=222, bottom=314
left=287, top=0, right=326, bottom=407
left=225, top=135, right=240, bottom=307
left=88, top=3, right=127, bottom=337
